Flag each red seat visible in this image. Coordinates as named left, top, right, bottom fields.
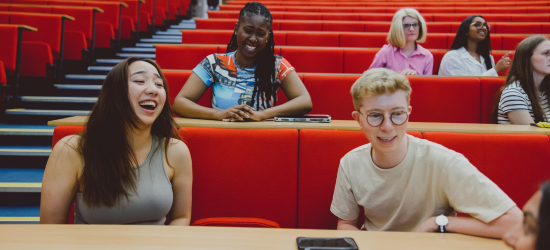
left=427, top=23, right=452, bottom=33
left=286, top=31, right=338, bottom=47
left=339, top=33, right=386, bottom=48
left=302, top=74, right=359, bottom=120
left=422, top=133, right=550, bottom=208
left=502, top=35, right=536, bottom=50
left=494, top=23, right=541, bottom=35
left=0, top=60, right=6, bottom=88
left=480, top=77, right=506, bottom=124
left=422, top=34, right=448, bottom=50
left=297, top=129, right=422, bottom=229
left=363, top=22, right=391, bottom=32
left=284, top=12, right=320, bottom=20
left=163, top=71, right=212, bottom=109
left=20, top=41, right=54, bottom=77
left=431, top=50, right=446, bottom=75
left=192, top=217, right=281, bottom=228
left=195, top=18, right=237, bottom=30
left=180, top=127, right=299, bottom=228
left=281, top=47, right=343, bottom=73
left=322, top=13, right=358, bottom=21
left=322, top=21, right=363, bottom=32
left=408, top=76, right=481, bottom=123
left=155, top=45, right=218, bottom=70
left=279, top=20, right=322, bottom=31
left=511, top=15, right=549, bottom=22
left=343, top=49, right=377, bottom=74
left=63, top=31, right=87, bottom=60
left=181, top=30, right=232, bottom=45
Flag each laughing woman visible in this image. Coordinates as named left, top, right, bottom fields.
left=173, top=2, right=312, bottom=122
left=439, top=15, right=511, bottom=76
left=40, top=57, right=192, bottom=225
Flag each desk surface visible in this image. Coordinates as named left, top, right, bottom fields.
left=0, top=225, right=509, bottom=250
left=48, top=116, right=550, bottom=135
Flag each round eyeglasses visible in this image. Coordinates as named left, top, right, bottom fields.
left=358, top=111, right=409, bottom=127
left=470, top=21, right=491, bottom=30
left=403, top=22, right=419, bottom=30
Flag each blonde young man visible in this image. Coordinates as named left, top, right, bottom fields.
left=330, top=68, right=522, bottom=238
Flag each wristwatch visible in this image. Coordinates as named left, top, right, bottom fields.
left=435, top=214, right=449, bottom=233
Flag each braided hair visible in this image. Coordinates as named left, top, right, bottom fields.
left=226, top=2, right=276, bottom=110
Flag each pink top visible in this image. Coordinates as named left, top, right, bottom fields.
left=368, top=44, right=434, bottom=75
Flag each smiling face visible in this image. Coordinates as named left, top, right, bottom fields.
left=503, top=191, right=542, bottom=250
left=402, top=16, right=419, bottom=43
left=352, top=90, right=412, bottom=156
left=127, top=61, right=166, bottom=127
left=235, top=14, right=270, bottom=65
left=467, top=17, right=488, bottom=43
left=531, top=40, right=550, bottom=80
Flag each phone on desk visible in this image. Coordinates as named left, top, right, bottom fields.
left=296, top=237, right=359, bottom=250
left=273, top=114, right=331, bottom=123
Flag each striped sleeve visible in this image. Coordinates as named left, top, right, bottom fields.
left=499, top=85, right=529, bottom=114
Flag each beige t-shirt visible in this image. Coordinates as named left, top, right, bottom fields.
left=330, top=135, right=515, bottom=232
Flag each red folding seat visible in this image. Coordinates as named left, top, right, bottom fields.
left=155, top=45, right=218, bottom=70
left=431, top=50, right=446, bottom=75
left=279, top=20, right=322, bottom=31
left=358, top=13, right=393, bottom=22
left=494, top=23, right=541, bottom=35
left=195, top=19, right=237, bottom=30
left=480, top=77, right=506, bottom=123
left=284, top=12, right=320, bottom=20
left=0, top=60, right=6, bottom=87
left=422, top=133, right=550, bottom=208
left=423, top=34, right=448, bottom=49
left=420, top=7, right=455, bottom=13
left=502, top=35, right=528, bottom=50
left=302, top=74, right=359, bottom=120
left=286, top=32, right=338, bottom=47
left=180, top=127, right=298, bottom=229
left=323, top=21, right=363, bottom=32
left=408, top=76, right=481, bottom=123
left=343, top=49, right=377, bottom=74
left=272, top=32, right=286, bottom=46
left=527, top=7, right=550, bottom=14
left=280, top=47, right=343, bottom=73
left=511, top=15, right=549, bottom=22
left=0, top=6, right=7, bottom=11
left=20, top=41, right=54, bottom=77
left=340, top=33, right=386, bottom=48
left=10, top=12, right=63, bottom=59
left=426, top=23, right=451, bottom=33
left=363, top=22, right=391, bottom=32
left=297, top=129, right=422, bottom=229
left=163, top=71, right=211, bottom=109
left=543, top=24, right=550, bottom=34
left=0, top=24, right=18, bottom=75
left=181, top=30, right=232, bottom=45
left=491, top=8, right=526, bottom=14
left=352, top=7, right=388, bottom=13
left=120, top=16, right=135, bottom=39
left=63, top=31, right=87, bottom=60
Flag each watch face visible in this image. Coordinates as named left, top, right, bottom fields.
left=435, top=215, right=449, bottom=225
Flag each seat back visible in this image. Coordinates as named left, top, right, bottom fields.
left=281, top=47, right=343, bottom=73
left=155, top=45, right=217, bottom=70
left=0, top=25, right=19, bottom=71
left=302, top=74, right=359, bottom=120
left=480, top=77, right=506, bottom=124
left=163, top=71, right=212, bottom=108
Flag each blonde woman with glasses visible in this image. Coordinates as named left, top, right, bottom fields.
left=368, top=8, right=433, bottom=75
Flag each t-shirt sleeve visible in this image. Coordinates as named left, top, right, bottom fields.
left=499, top=87, right=529, bottom=114
left=277, top=57, right=295, bottom=83
left=442, top=155, right=516, bottom=223
left=438, top=52, right=466, bottom=76
left=368, top=49, right=387, bottom=70
left=192, top=56, right=215, bottom=87
left=330, top=161, right=360, bottom=221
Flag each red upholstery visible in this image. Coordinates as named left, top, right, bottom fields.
left=422, top=34, right=447, bottom=50
left=52, top=6, right=95, bottom=41
left=323, top=21, right=363, bottom=32
left=0, top=11, right=8, bottom=23
left=10, top=12, right=63, bottom=54
left=139, top=12, right=151, bottom=32
left=120, top=16, right=135, bottom=39
left=408, top=76, right=481, bottom=123
left=180, top=127, right=299, bottom=229
left=196, top=18, right=239, bottom=30
left=155, top=45, right=217, bottom=70
left=52, top=125, right=85, bottom=148
left=431, top=50, right=446, bottom=75
left=422, top=133, right=550, bottom=208
left=84, top=1, right=120, bottom=31
left=163, top=71, right=212, bottom=109
left=286, top=31, right=339, bottom=47
left=342, top=49, right=376, bottom=74
left=95, top=21, right=115, bottom=48
left=63, top=30, right=87, bottom=60
left=181, top=30, right=232, bottom=45
left=297, top=129, right=422, bottom=229
left=339, top=33, right=386, bottom=48
left=303, top=74, right=358, bottom=120
left=192, top=217, right=281, bottom=228
left=0, top=60, right=6, bottom=87
left=495, top=23, right=542, bottom=35
left=0, top=25, right=18, bottom=71
left=281, top=47, right=343, bottom=73
left=493, top=51, right=515, bottom=77
left=480, top=78, right=506, bottom=124
left=363, top=22, right=391, bottom=33
left=20, top=41, right=53, bottom=77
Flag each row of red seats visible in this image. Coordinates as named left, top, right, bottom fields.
left=221, top=5, right=550, bottom=14
left=163, top=71, right=505, bottom=123
left=208, top=11, right=550, bottom=22
left=181, top=30, right=540, bottom=51
left=155, top=45, right=514, bottom=76
left=196, top=19, right=550, bottom=34
left=0, top=24, right=37, bottom=83
left=227, top=0, right=545, bottom=5
left=52, top=126, right=550, bottom=228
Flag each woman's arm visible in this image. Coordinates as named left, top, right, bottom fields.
left=245, top=70, right=313, bottom=121
left=40, top=136, right=81, bottom=224
left=166, top=139, right=193, bottom=226
left=507, top=110, right=535, bottom=125
left=337, top=218, right=360, bottom=231
left=172, top=73, right=254, bottom=121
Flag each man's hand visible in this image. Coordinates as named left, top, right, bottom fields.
left=414, top=216, right=438, bottom=233
left=400, top=69, right=417, bottom=75
left=215, top=104, right=255, bottom=121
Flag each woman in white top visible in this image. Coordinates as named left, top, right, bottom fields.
left=496, top=36, right=550, bottom=124
left=439, top=15, right=511, bottom=76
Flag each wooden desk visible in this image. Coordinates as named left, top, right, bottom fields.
left=0, top=225, right=509, bottom=250
left=48, top=116, right=550, bottom=135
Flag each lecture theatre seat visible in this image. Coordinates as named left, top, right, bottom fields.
left=163, top=71, right=212, bottom=109
left=280, top=47, right=343, bottom=73
left=480, top=77, right=506, bottom=123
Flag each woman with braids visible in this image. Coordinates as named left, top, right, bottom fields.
left=503, top=180, right=550, bottom=250
left=173, top=2, right=312, bottom=122
left=40, top=57, right=193, bottom=225
left=495, top=36, right=550, bottom=124
left=439, top=15, right=511, bottom=76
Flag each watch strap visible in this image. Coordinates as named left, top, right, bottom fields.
left=438, top=225, right=446, bottom=233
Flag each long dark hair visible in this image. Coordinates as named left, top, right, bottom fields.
left=492, top=36, right=550, bottom=123
left=448, top=15, right=493, bottom=71
left=226, top=2, right=276, bottom=110
left=78, top=57, right=179, bottom=207
left=537, top=181, right=550, bottom=250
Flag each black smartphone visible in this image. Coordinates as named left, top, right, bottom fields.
left=296, top=237, right=359, bottom=250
